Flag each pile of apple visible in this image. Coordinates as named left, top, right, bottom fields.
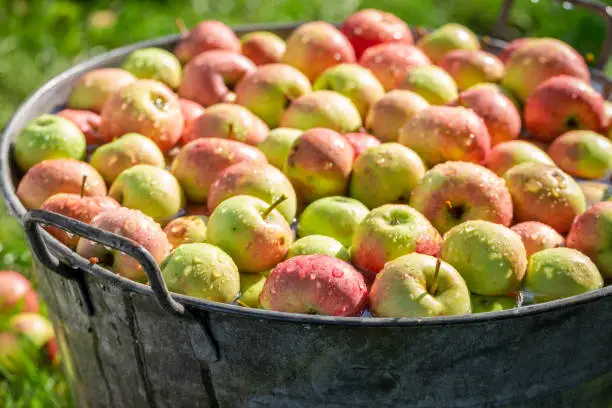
left=0, top=270, right=58, bottom=372
left=12, top=9, right=612, bottom=318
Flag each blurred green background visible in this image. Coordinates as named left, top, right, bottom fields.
left=0, top=0, right=610, bottom=406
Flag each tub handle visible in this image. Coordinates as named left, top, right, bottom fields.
left=493, top=0, right=612, bottom=69
left=23, top=209, right=186, bottom=316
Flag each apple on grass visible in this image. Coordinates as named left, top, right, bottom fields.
left=206, top=195, right=293, bottom=274
left=163, top=216, right=208, bottom=250
left=0, top=271, right=39, bottom=314
left=410, top=161, right=513, bottom=234
left=297, top=196, right=369, bottom=248
left=17, top=159, right=106, bottom=210
left=76, top=207, right=171, bottom=283
left=14, top=114, right=86, bottom=172
left=351, top=204, right=442, bottom=276
left=109, top=165, right=184, bottom=224
left=121, top=47, right=183, bottom=89
left=441, top=220, right=527, bottom=296
left=257, top=128, right=302, bottom=169
left=1, top=313, right=56, bottom=372
left=259, top=255, right=367, bottom=316
left=566, top=202, right=612, bottom=279
left=68, top=68, right=136, bottom=112
left=234, top=64, right=311, bottom=128
left=173, top=20, right=241, bottom=63
left=366, top=90, right=429, bottom=143
left=287, top=235, right=350, bottom=261
left=349, top=143, right=426, bottom=209
left=160, top=243, right=240, bottom=303
left=525, top=248, right=603, bottom=303
left=240, top=31, right=286, bottom=66
left=369, top=253, right=471, bottom=318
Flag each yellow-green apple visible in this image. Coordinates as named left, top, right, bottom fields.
left=502, top=38, right=590, bottom=102
left=359, top=43, right=430, bottom=90
left=17, top=159, right=106, bottom=209
left=284, top=128, right=354, bottom=203
left=109, top=165, right=183, bottom=223
left=525, top=76, right=605, bottom=142
left=238, top=273, right=267, bottom=308
left=280, top=90, right=362, bottom=133
left=438, top=49, right=504, bottom=90
left=510, top=221, right=565, bottom=258
left=190, top=103, right=269, bottom=146
left=548, top=130, right=612, bottom=180
left=100, top=79, right=184, bottom=152
left=287, top=235, right=350, bottom=261
left=56, top=109, right=102, bottom=145
left=121, top=47, right=182, bottom=89
left=399, top=65, right=458, bottom=105
left=369, top=253, right=471, bottom=317
left=417, top=23, right=480, bottom=63
left=297, top=196, right=369, bottom=247
left=14, top=114, right=86, bottom=172
left=90, top=133, right=166, bottom=184
left=163, top=216, right=208, bottom=250
left=77, top=207, right=171, bottom=282
left=282, top=21, right=356, bottom=81
left=8, top=313, right=57, bottom=366
left=178, top=99, right=205, bottom=145
left=578, top=181, right=611, bottom=207
left=366, top=90, right=429, bottom=142
left=171, top=138, right=267, bottom=203
left=160, top=243, right=240, bottom=302
left=471, top=294, right=517, bottom=313
left=68, top=68, right=136, bottom=112
left=259, top=254, right=367, bottom=316
left=240, top=31, right=286, bottom=65
left=567, top=202, right=612, bottom=279
left=206, top=195, right=292, bottom=273
left=453, top=84, right=521, bottom=146
left=0, top=271, right=38, bottom=314
left=341, top=8, right=413, bottom=59
left=41, top=194, right=120, bottom=249
left=173, top=20, right=241, bottom=63
left=485, top=140, right=554, bottom=176
left=257, top=127, right=302, bottom=169
left=178, top=50, right=256, bottom=107
left=351, top=204, right=442, bottom=276
left=441, top=220, right=527, bottom=296
left=525, top=248, right=603, bottom=303
left=349, top=143, right=426, bottom=209
left=504, top=162, right=586, bottom=233
left=398, top=106, right=491, bottom=166
left=207, top=162, right=297, bottom=222
left=235, top=64, right=311, bottom=128
left=410, top=161, right=513, bottom=234
left=313, top=63, right=385, bottom=118
left=342, top=132, right=381, bottom=161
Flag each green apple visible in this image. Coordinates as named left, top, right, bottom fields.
left=287, top=235, right=350, bottom=261
left=471, top=294, right=517, bottom=313
left=68, top=68, right=136, bottom=112
left=441, top=220, right=527, bottom=296
left=109, top=164, right=184, bottom=223
left=548, top=130, right=612, bottom=180
left=313, top=63, right=385, bottom=118
left=121, top=47, right=183, bottom=89
left=399, top=65, right=458, bottom=105
left=257, top=128, right=302, bottom=169
left=14, top=114, right=86, bottom=171
left=369, top=253, right=471, bottom=317
left=90, top=133, right=165, bottom=184
left=297, top=196, right=369, bottom=247
left=350, top=143, right=426, bottom=209
left=160, top=243, right=240, bottom=303
left=206, top=195, right=293, bottom=273
left=525, top=248, right=603, bottom=303
left=416, top=23, right=480, bottom=64
left=238, top=273, right=267, bottom=308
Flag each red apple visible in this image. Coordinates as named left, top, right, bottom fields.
left=240, top=31, right=286, bottom=66
left=0, top=271, right=39, bottom=314
left=189, top=103, right=269, bottom=146
left=56, top=109, right=103, bottom=145
left=359, top=43, right=430, bottom=91
left=178, top=99, right=205, bottom=146
left=342, top=132, right=381, bottom=161
left=173, top=20, right=241, bottom=63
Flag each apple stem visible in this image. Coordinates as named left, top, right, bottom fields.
left=227, top=123, right=235, bottom=140
left=176, top=18, right=188, bottom=36
left=80, top=175, right=88, bottom=198
left=261, top=194, right=288, bottom=219
left=236, top=299, right=250, bottom=308
left=429, top=257, right=442, bottom=296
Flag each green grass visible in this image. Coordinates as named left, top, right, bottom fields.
left=0, top=0, right=610, bottom=405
